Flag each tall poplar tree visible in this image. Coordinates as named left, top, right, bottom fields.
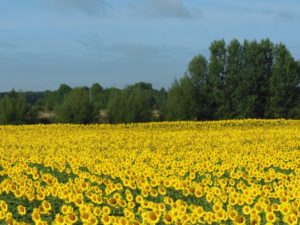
left=267, top=44, right=300, bottom=118
left=208, top=40, right=227, bottom=119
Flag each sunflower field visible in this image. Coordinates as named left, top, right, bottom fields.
left=0, top=120, right=299, bottom=225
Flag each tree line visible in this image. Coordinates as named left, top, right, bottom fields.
left=0, top=39, right=299, bottom=124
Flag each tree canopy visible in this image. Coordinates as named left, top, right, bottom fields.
left=0, top=39, right=299, bottom=124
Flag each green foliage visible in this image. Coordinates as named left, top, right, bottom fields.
left=43, top=84, right=72, bottom=111
left=224, top=39, right=244, bottom=118
left=0, top=39, right=299, bottom=124
left=107, top=88, right=124, bottom=123
left=188, top=55, right=208, bottom=88
left=242, top=39, right=274, bottom=118
left=207, top=40, right=227, bottom=119
left=165, top=76, right=198, bottom=121
left=90, top=82, right=103, bottom=106
left=267, top=44, right=300, bottom=118
left=57, top=84, right=72, bottom=97
left=123, top=83, right=155, bottom=123
left=107, top=83, right=156, bottom=123
left=188, top=55, right=211, bottom=120
left=55, top=88, right=95, bottom=124
left=152, top=88, right=166, bottom=109
left=225, top=39, right=274, bottom=118
left=164, top=39, right=299, bottom=121
left=0, top=90, right=37, bottom=125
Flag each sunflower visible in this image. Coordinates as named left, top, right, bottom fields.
left=150, top=189, right=158, bottom=197
left=135, top=195, right=143, bottom=204
left=279, top=203, right=290, bottom=215
left=163, top=197, right=173, bottom=205
left=242, top=205, right=251, bottom=215
left=113, top=192, right=121, bottom=201
left=194, top=188, right=203, bottom=198
left=0, top=200, right=8, bottom=212
left=280, top=195, right=288, bottom=204
left=194, top=206, right=204, bottom=218
left=158, top=186, right=166, bottom=195
left=66, top=213, right=78, bottom=224
left=216, top=210, right=226, bottom=221
left=163, top=213, right=173, bottom=224
left=36, top=192, right=45, bottom=201
left=81, top=211, right=90, bottom=222
left=157, top=203, right=166, bottom=212
left=127, top=201, right=135, bottom=209
left=141, top=189, right=149, bottom=197
left=102, top=206, right=111, bottom=215
left=74, top=197, right=83, bottom=206
left=227, top=209, right=238, bottom=220
left=254, top=203, right=263, bottom=213
left=14, top=189, right=22, bottom=198
left=118, top=217, right=128, bottom=225
left=60, top=205, right=69, bottom=215
left=0, top=211, right=5, bottom=220
left=93, top=206, right=102, bottom=217
left=31, top=208, right=41, bottom=222
left=41, top=200, right=51, bottom=213
left=250, top=214, right=261, bottom=225
left=283, top=213, right=298, bottom=225
left=107, top=198, right=117, bottom=207
left=88, top=215, right=98, bottom=225
left=54, top=214, right=65, bottom=224
left=272, top=203, right=279, bottom=211
left=147, top=211, right=160, bottom=224
left=235, top=216, right=245, bottom=224
left=266, top=212, right=277, bottom=223
left=17, top=205, right=26, bottom=216
left=101, top=214, right=111, bottom=225
left=213, top=202, right=223, bottom=212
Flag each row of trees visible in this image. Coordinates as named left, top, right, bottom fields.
left=0, top=39, right=299, bottom=124
left=0, top=83, right=167, bottom=124
left=166, top=39, right=300, bottom=120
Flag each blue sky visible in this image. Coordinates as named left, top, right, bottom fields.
left=0, top=0, right=300, bottom=91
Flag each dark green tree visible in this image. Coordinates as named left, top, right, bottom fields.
left=152, top=88, right=167, bottom=109
left=225, top=39, right=244, bottom=118
left=107, top=88, right=125, bottom=123
left=55, top=88, right=94, bottom=124
left=89, top=83, right=104, bottom=121
left=108, top=82, right=155, bottom=123
left=187, top=55, right=210, bottom=120
left=267, top=44, right=300, bottom=118
left=188, top=55, right=208, bottom=87
left=254, top=39, right=274, bottom=117
left=237, top=39, right=273, bottom=118
left=43, top=90, right=58, bottom=111
left=165, top=76, right=198, bottom=121
left=107, top=83, right=159, bottom=123
left=152, top=88, right=167, bottom=120
left=96, top=88, right=114, bottom=110
left=123, top=83, right=155, bottom=123
left=57, top=84, right=72, bottom=97
left=207, top=40, right=227, bottom=119
left=43, top=84, right=72, bottom=111
left=294, top=62, right=300, bottom=118
left=90, top=83, right=103, bottom=100
left=0, top=90, right=37, bottom=124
